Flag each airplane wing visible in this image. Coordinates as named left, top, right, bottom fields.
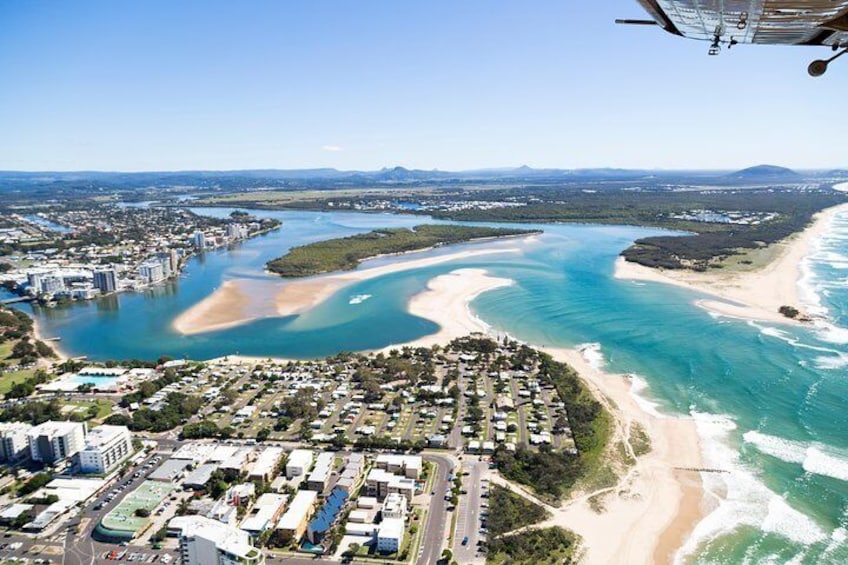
left=627, top=0, right=848, bottom=75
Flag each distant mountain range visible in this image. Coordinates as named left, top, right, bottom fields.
left=0, top=164, right=841, bottom=194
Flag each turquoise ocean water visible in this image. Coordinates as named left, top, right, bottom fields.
left=5, top=207, right=848, bottom=563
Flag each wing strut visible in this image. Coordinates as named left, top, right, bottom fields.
left=808, top=46, right=848, bottom=76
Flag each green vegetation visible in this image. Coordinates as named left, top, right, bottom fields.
left=424, top=189, right=845, bottom=269
left=487, top=485, right=550, bottom=537
left=0, top=305, right=55, bottom=368
left=487, top=527, right=579, bottom=565
left=266, top=224, right=539, bottom=277
left=18, top=472, right=52, bottom=496
left=26, top=494, right=59, bottom=505
left=0, top=399, right=64, bottom=425
left=180, top=420, right=235, bottom=440
left=629, top=422, right=651, bottom=457
left=124, top=392, right=203, bottom=432
left=279, top=185, right=843, bottom=272
left=112, top=364, right=205, bottom=432
left=779, top=305, right=803, bottom=320
left=0, top=369, right=39, bottom=396
left=4, top=369, right=50, bottom=399
left=494, top=352, right=610, bottom=502
left=62, top=399, right=115, bottom=423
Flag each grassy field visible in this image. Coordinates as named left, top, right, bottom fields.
left=0, top=369, right=36, bottom=395
left=61, top=399, right=115, bottom=422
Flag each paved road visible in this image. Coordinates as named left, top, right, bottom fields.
left=417, top=453, right=454, bottom=565
left=453, top=459, right=488, bottom=565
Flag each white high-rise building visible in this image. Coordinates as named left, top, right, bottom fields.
left=178, top=515, right=265, bottom=565
left=226, top=224, right=248, bottom=240
left=169, top=248, right=180, bottom=273
left=139, top=260, right=165, bottom=284
left=159, top=255, right=172, bottom=279
left=27, top=421, right=86, bottom=464
left=79, top=425, right=133, bottom=474
left=40, top=276, right=65, bottom=294
left=0, top=422, right=32, bottom=463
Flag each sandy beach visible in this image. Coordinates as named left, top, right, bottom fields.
left=615, top=204, right=848, bottom=324
left=393, top=268, right=704, bottom=564
left=173, top=245, right=522, bottom=335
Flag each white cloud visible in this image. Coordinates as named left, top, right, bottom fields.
left=321, top=144, right=344, bottom=152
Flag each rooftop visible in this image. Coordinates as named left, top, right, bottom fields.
left=180, top=515, right=258, bottom=559
left=82, top=425, right=129, bottom=449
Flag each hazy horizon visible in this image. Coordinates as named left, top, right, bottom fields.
left=0, top=163, right=844, bottom=175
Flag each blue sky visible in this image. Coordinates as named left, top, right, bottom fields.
left=0, top=0, right=844, bottom=171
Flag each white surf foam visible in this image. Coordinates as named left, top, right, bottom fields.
left=743, top=430, right=806, bottom=464
left=813, top=352, right=848, bottom=370
left=576, top=342, right=605, bottom=369
left=743, top=431, right=848, bottom=483
left=625, top=373, right=664, bottom=418
left=812, top=320, right=848, bottom=345
left=676, top=413, right=828, bottom=562
left=749, top=321, right=847, bottom=357
left=575, top=343, right=665, bottom=416
left=804, top=447, right=848, bottom=483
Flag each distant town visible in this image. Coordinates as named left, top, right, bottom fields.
left=0, top=206, right=280, bottom=304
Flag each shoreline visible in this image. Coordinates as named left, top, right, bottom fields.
left=614, top=203, right=848, bottom=325
left=200, top=265, right=705, bottom=563
left=172, top=244, right=524, bottom=335
left=30, top=315, right=70, bottom=362
left=389, top=268, right=704, bottom=564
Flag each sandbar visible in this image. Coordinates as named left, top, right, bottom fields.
left=384, top=268, right=512, bottom=350
left=173, top=245, right=522, bottom=335
left=173, top=280, right=255, bottom=335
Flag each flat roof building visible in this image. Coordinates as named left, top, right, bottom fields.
left=374, top=454, right=422, bottom=479
left=27, top=421, right=86, bottom=464
left=381, top=493, right=407, bottom=520
left=0, top=422, right=32, bottom=463
left=365, top=469, right=416, bottom=503
left=274, top=490, right=318, bottom=544
left=79, top=425, right=132, bottom=474
left=239, top=493, right=287, bottom=537
left=286, top=449, right=313, bottom=480
left=307, top=452, right=335, bottom=493
left=148, top=459, right=191, bottom=482
left=247, top=447, right=284, bottom=484
left=376, top=517, right=405, bottom=554
left=178, top=515, right=265, bottom=565
left=184, top=464, right=219, bottom=490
